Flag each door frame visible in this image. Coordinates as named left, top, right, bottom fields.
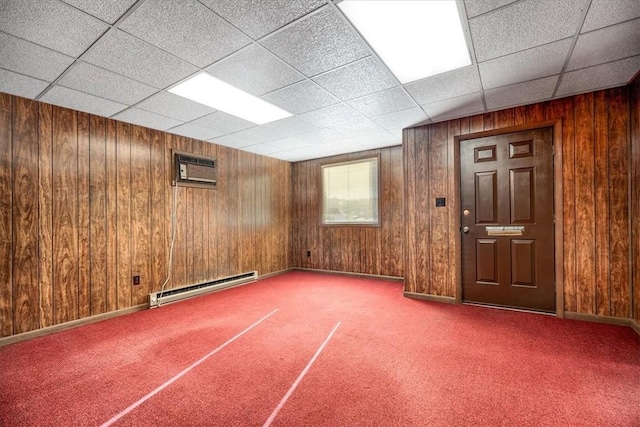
left=453, top=119, right=564, bottom=317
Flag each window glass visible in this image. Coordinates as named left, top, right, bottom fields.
left=321, top=157, right=379, bottom=225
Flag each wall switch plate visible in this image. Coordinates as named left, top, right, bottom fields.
left=133, top=275, right=140, bottom=285
left=306, top=250, right=311, bottom=257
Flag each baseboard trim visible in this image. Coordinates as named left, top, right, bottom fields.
left=293, top=267, right=404, bottom=282
left=404, top=292, right=456, bottom=304
left=564, top=311, right=631, bottom=327
left=0, top=304, right=147, bottom=348
left=630, top=319, right=640, bottom=336
left=259, top=268, right=295, bottom=280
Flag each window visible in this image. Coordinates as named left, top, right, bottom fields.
left=321, top=157, right=379, bottom=225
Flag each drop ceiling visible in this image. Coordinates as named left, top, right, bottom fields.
left=1, top=0, right=638, bottom=162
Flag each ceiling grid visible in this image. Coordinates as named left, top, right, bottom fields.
left=0, top=0, right=637, bottom=161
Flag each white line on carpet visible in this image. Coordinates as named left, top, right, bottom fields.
left=263, top=321, right=341, bottom=427
left=100, top=308, right=280, bottom=427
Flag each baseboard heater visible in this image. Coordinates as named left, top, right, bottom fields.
left=148, top=271, right=258, bottom=308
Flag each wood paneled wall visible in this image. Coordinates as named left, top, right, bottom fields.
left=631, top=76, right=640, bottom=325
left=404, top=84, right=637, bottom=319
left=291, top=147, right=404, bottom=277
left=0, top=93, right=291, bottom=337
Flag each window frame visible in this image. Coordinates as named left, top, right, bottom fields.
left=319, top=154, right=382, bottom=228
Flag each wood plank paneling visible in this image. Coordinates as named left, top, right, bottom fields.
left=631, top=76, right=640, bottom=323
left=574, top=94, right=596, bottom=314
left=550, top=97, right=577, bottom=312
left=12, top=97, right=40, bottom=333
left=593, top=91, right=610, bottom=316
left=105, top=120, right=118, bottom=312
left=229, top=148, right=240, bottom=274
left=53, top=106, right=79, bottom=324
left=0, top=93, right=292, bottom=338
left=607, top=87, right=630, bottom=318
left=131, top=126, right=151, bottom=305
left=206, top=142, right=218, bottom=281
left=429, top=123, right=449, bottom=296
left=0, top=93, right=12, bottom=337
left=404, top=129, right=418, bottom=291
left=216, top=145, right=231, bottom=278
left=89, top=115, right=107, bottom=315
left=415, top=127, right=430, bottom=292
left=38, top=103, right=54, bottom=328
left=150, top=129, right=165, bottom=292
left=77, top=112, right=90, bottom=319
left=116, top=121, right=131, bottom=309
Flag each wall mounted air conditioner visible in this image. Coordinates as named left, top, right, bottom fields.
left=173, top=150, right=217, bottom=189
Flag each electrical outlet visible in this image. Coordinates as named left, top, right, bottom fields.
left=133, top=275, right=140, bottom=285
left=306, top=250, right=311, bottom=257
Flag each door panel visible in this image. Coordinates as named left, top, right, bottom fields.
left=510, top=168, right=534, bottom=223
left=476, top=239, right=498, bottom=284
left=475, top=171, right=497, bottom=223
left=460, top=128, right=555, bottom=312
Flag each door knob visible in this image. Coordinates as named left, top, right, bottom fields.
left=462, top=226, right=470, bottom=233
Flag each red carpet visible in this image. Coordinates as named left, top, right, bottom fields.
left=1, top=271, right=639, bottom=426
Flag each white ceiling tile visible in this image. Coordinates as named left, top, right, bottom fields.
left=421, top=92, right=485, bottom=122
left=261, top=80, right=339, bottom=114
left=0, top=68, right=49, bottom=99
left=206, top=43, right=304, bottom=96
left=300, top=103, right=363, bottom=128
left=209, top=134, right=257, bottom=149
left=485, top=75, right=558, bottom=110
left=469, top=0, right=590, bottom=62
left=349, top=131, right=399, bottom=147
left=581, top=0, right=640, bottom=33
left=119, top=0, right=250, bottom=68
left=61, top=0, right=136, bottom=24
left=404, top=66, right=481, bottom=105
left=557, top=56, right=640, bottom=97
left=269, top=136, right=314, bottom=151
left=58, top=62, right=157, bottom=105
left=313, top=57, right=397, bottom=101
left=264, top=115, right=321, bottom=136
left=311, top=140, right=365, bottom=157
left=332, top=117, right=383, bottom=139
left=567, top=19, right=640, bottom=71
left=167, top=123, right=223, bottom=141
left=136, top=91, right=215, bottom=122
left=200, top=0, right=325, bottom=39
left=479, top=38, right=572, bottom=89
left=242, top=143, right=283, bottom=155
left=347, top=86, right=417, bottom=117
left=41, top=85, right=128, bottom=117
left=0, top=0, right=108, bottom=57
left=231, top=125, right=289, bottom=143
left=0, top=32, right=75, bottom=82
left=295, top=128, right=343, bottom=144
left=113, top=108, right=183, bottom=130
left=270, top=151, right=307, bottom=162
left=261, top=6, right=370, bottom=77
left=464, top=0, right=519, bottom=18
left=190, top=112, right=256, bottom=134
left=387, top=128, right=404, bottom=140
left=371, top=107, right=429, bottom=131
left=83, top=30, right=198, bottom=89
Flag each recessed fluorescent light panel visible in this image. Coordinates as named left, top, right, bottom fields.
left=169, top=73, right=292, bottom=125
left=338, top=0, right=471, bottom=84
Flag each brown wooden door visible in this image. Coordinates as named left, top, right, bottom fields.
left=460, top=128, right=555, bottom=312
